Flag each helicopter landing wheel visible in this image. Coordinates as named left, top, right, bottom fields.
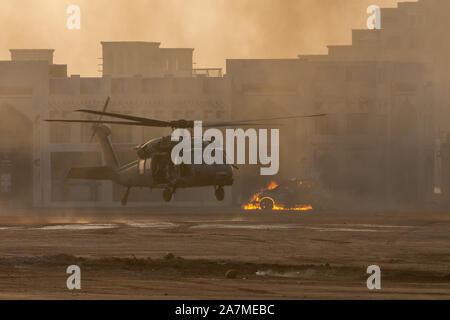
left=121, top=187, right=131, bottom=206
left=163, top=188, right=172, bottom=202
left=215, top=186, right=225, bottom=201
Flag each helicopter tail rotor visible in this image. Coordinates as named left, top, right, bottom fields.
left=90, top=96, right=110, bottom=142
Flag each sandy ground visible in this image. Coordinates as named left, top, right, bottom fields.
left=0, top=207, right=449, bottom=299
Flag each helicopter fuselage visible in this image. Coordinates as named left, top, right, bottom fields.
left=116, top=158, right=234, bottom=189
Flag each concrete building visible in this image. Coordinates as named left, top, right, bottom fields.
left=324, top=0, right=450, bottom=203
left=101, top=42, right=194, bottom=78
left=226, top=0, right=441, bottom=206
left=226, top=58, right=434, bottom=207
left=300, top=0, right=450, bottom=201
left=0, top=0, right=443, bottom=208
left=0, top=43, right=230, bottom=207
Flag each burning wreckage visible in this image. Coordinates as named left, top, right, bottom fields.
left=242, top=178, right=327, bottom=211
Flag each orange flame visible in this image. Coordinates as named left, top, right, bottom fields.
left=242, top=181, right=313, bottom=212
left=267, top=181, right=279, bottom=190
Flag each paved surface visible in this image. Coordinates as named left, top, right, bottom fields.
left=0, top=207, right=449, bottom=299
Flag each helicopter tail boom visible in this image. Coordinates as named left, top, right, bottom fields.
left=94, top=125, right=120, bottom=170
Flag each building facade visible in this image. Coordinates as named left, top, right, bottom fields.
left=301, top=0, right=450, bottom=201
left=0, top=43, right=231, bottom=207
left=226, top=58, right=434, bottom=207
left=0, top=0, right=443, bottom=208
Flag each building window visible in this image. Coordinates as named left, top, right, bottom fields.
left=50, top=123, right=71, bottom=143
left=315, top=116, right=338, bottom=135
left=111, top=124, right=132, bottom=143
left=111, top=79, right=126, bottom=94
left=0, top=173, right=11, bottom=194
left=180, top=57, right=191, bottom=71
left=51, top=152, right=102, bottom=202
left=409, top=38, right=419, bottom=49
left=346, top=66, right=368, bottom=82
left=346, top=113, right=369, bottom=135
left=375, top=115, right=388, bottom=137
left=408, top=15, right=418, bottom=27
left=80, top=124, right=93, bottom=143
left=387, top=36, right=402, bottom=49
left=80, top=79, right=102, bottom=94
left=203, top=110, right=213, bottom=120
left=216, top=110, right=225, bottom=119
left=172, top=110, right=181, bottom=119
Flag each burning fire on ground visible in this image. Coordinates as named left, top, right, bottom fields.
left=242, top=181, right=313, bottom=211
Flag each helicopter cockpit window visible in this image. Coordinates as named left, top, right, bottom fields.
left=145, top=159, right=152, bottom=172
left=138, top=159, right=145, bottom=174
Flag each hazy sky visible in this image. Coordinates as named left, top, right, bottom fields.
left=0, top=0, right=412, bottom=76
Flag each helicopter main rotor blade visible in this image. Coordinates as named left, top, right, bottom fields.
left=203, top=113, right=327, bottom=127
left=46, top=119, right=279, bottom=128
left=202, top=122, right=282, bottom=128
left=47, top=111, right=325, bottom=129
left=45, top=119, right=156, bottom=126
left=100, top=96, right=110, bottom=115
left=76, top=109, right=170, bottom=127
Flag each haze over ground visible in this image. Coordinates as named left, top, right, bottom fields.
left=0, top=0, right=413, bottom=76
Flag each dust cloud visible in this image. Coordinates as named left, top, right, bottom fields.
left=0, top=0, right=409, bottom=76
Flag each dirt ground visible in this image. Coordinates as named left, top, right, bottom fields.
left=0, top=207, right=449, bottom=299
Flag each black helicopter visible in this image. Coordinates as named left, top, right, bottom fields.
left=46, top=97, right=325, bottom=205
